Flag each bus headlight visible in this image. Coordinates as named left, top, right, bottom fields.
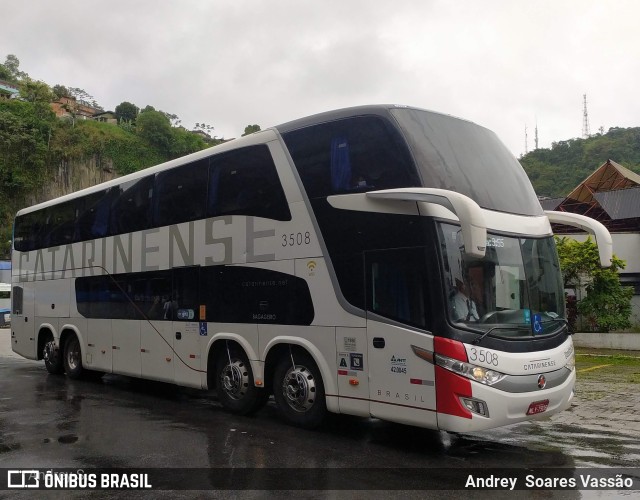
left=435, top=353, right=506, bottom=386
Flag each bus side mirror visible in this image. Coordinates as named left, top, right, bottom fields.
left=545, top=210, right=613, bottom=268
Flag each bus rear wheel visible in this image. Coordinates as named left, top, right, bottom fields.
left=273, top=352, right=326, bottom=429
left=63, top=335, right=84, bottom=380
left=215, top=348, right=267, bottom=415
left=43, top=339, right=64, bottom=375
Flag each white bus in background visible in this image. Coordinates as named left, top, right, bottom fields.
left=0, top=282, right=10, bottom=327
left=11, top=105, right=612, bottom=432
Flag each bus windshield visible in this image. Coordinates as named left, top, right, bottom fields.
left=438, top=222, right=566, bottom=339
left=392, top=107, right=543, bottom=216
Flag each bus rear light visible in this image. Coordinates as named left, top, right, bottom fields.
left=434, top=353, right=506, bottom=386
left=460, top=397, right=489, bottom=417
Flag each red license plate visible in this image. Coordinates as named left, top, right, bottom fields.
left=526, top=399, right=549, bottom=415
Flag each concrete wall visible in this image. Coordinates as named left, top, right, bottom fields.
left=573, top=332, right=640, bottom=351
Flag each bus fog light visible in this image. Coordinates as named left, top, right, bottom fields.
left=460, top=397, right=489, bottom=417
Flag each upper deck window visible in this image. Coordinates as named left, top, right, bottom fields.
left=282, top=116, right=420, bottom=199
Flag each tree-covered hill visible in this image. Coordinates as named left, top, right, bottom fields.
left=0, top=54, right=229, bottom=258
left=520, top=127, right=640, bottom=198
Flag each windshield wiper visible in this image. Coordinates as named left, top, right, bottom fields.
left=474, top=318, right=570, bottom=345
left=472, top=325, right=527, bottom=345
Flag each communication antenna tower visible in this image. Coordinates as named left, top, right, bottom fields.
left=524, top=124, right=528, bottom=154
left=582, top=94, right=591, bottom=138
left=534, top=119, right=539, bottom=150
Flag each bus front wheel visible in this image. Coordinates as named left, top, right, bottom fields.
left=273, top=352, right=326, bottom=429
left=63, top=335, right=84, bottom=380
left=215, top=348, right=267, bottom=415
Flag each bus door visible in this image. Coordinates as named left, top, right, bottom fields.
left=11, top=284, right=36, bottom=359
left=171, top=267, right=202, bottom=388
left=365, top=249, right=438, bottom=426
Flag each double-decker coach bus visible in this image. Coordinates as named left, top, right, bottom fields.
left=11, top=105, right=612, bottom=432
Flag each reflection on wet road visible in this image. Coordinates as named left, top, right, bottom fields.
left=0, top=354, right=637, bottom=496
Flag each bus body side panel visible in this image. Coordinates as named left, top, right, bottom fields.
left=111, top=319, right=141, bottom=377
left=367, top=321, right=438, bottom=428
left=334, top=327, right=370, bottom=417
left=141, top=321, right=174, bottom=383
left=35, top=277, right=70, bottom=319
left=11, top=282, right=36, bottom=359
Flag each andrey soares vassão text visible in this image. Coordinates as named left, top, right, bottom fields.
left=465, top=473, right=635, bottom=490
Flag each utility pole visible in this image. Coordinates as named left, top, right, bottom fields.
left=582, top=94, right=591, bottom=139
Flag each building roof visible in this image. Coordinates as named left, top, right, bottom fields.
left=539, top=197, right=564, bottom=211
left=593, top=186, right=640, bottom=220
left=552, top=159, right=640, bottom=232
left=566, top=159, right=640, bottom=203
left=0, top=79, right=20, bottom=96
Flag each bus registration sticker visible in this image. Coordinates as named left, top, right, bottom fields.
left=526, top=399, right=549, bottom=415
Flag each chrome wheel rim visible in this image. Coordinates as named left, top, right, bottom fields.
left=282, top=365, right=316, bottom=413
left=220, top=359, right=249, bottom=400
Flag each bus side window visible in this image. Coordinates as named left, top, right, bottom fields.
left=366, top=248, right=429, bottom=329
left=172, top=267, right=199, bottom=321
left=153, top=159, right=208, bottom=227
left=76, top=189, right=112, bottom=240
left=282, top=116, right=420, bottom=199
left=109, top=177, right=154, bottom=236
left=207, top=145, right=291, bottom=221
left=45, top=200, right=76, bottom=247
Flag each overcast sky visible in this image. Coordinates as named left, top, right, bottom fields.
left=1, top=1, right=638, bottom=157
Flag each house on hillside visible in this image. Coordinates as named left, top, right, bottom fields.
left=0, top=79, right=19, bottom=99
left=92, top=111, right=117, bottom=124
left=51, top=95, right=102, bottom=121
left=541, top=159, right=640, bottom=324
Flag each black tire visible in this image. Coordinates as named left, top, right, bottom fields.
left=43, top=338, right=64, bottom=375
left=273, top=351, right=326, bottom=429
left=63, top=335, right=84, bottom=380
left=215, top=347, right=267, bottom=415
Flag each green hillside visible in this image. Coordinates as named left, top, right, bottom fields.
left=520, top=127, right=640, bottom=198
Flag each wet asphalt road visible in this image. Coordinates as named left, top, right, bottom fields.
left=0, top=330, right=638, bottom=498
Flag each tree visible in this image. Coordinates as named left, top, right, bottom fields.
left=555, top=236, right=633, bottom=332
left=136, top=109, right=173, bottom=153
left=194, top=122, right=215, bottom=135
left=1, top=54, right=27, bottom=82
left=52, top=84, right=70, bottom=99
left=115, top=101, right=139, bottom=124
left=162, top=111, right=181, bottom=128
left=67, top=87, right=102, bottom=110
left=242, top=124, right=261, bottom=136
left=19, top=78, right=55, bottom=104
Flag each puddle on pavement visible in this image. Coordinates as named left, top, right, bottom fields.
left=471, top=421, right=640, bottom=467
left=57, top=434, right=79, bottom=444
